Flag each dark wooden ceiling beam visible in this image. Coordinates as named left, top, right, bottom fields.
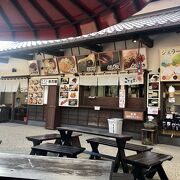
left=47, top=0, right=79, bottom=36
left=97, top=0, right=120, bottom=22
left=47, top=0, right=74, bottom=24
left=133, top=0, right=142, bottom=11
left=0, top=7, right=15, bottom=40
left=29, top=0, right=59, bottom=38
left=11, top=0, right=37, bottom=38
left=69, top=0, right=100, bottom=31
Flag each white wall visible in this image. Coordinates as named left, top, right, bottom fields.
left=0, top=58, right=29, bottom=76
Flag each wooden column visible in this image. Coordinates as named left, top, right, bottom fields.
left=45, top=85, right=59, bottom=130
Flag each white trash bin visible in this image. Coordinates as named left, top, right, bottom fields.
left=107, top=118, right=123, bottom=134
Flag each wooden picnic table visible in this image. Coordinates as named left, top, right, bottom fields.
left=57, top=125, right=132, bottom=173
left=0, top=153, right=113, bottom=180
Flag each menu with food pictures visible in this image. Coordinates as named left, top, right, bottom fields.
left=28, top=79, right=44, bottom=105
left=28, top=60, right=39, bottom=76
left=160, top=47, right=180, bottom=81
left=59, top=77, right=79, bottom=107
left=42, top=58, right=59, bottom=75
left=98, top=51, right=120, bottom=71
left=122, top=48, right=147, bottom=70
left=57, top=56, right=77, bottom=74
left=76, top=53, right=96, bottom=72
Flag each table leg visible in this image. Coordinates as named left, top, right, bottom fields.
left=89, top=142, right=100, bottom=160
left=59, top=130, right=73, bottom=146
left=115, top=139, right=129, bottom=173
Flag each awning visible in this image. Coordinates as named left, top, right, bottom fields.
left=0, top=0, right=150, bottom=41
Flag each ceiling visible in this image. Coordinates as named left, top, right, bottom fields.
left=0, top=0, right=150, bottom=41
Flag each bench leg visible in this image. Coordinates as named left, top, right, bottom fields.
left=72, top=137, right=81, bottom=147
left=132, top=166, right=146, bottom=180
left=30, top=141, right=42, bottom=155
left=89, top=142, right=100, bottom=160
left=156, top=164, right=168, bottom=180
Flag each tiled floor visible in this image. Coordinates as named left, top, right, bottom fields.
left=0, top=122, right=179, bottom=180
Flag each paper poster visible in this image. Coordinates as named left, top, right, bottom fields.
left=59, top=77, right=79, bottom=107
left=148, top=107, right=159, bottom=115
left=57, top=56, right=77, bottom=74
left=28, top=60, right=39, bottom=75
left=119, top=89, right=125, bottom=108
left=98, top=51, right=121, bottom=71
left=28, top=79, right=44, bottom=105
left=122, top=48, right=147, bottom=70
left=160, top=47, right=180, bottom=81
left=119, top=73, right=143, bottom=85
left=42, top=58, right=59, bottom=75
left=76, top=53, right=97, bottom=72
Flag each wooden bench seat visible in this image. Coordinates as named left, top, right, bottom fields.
left=27, top=133, right=82, bottom=154
left=86, top=137, right=152, bottom=159
left=125, top=151, right=173, bottom=180
left=32, top=143, right=85, bottom=158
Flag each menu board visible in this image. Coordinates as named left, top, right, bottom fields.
left=59, top=77, right=79, bottom=107
left=76, top=53, right=96, bottom=72
left=28, top=79, right=44, bottom=105
left=28, top=60, right=39, bottom=76
left=57, top=56, right=77, bottom=74
left=42, top=58, right=59, bottom=75
left=160, top=47, right=180, bottom=81
left=122, top=48, right=147, bottom=70
left=98, top=51, right=120, bottom=71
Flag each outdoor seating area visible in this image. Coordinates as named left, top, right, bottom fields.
left=0, top=0, right=180, bottom=179
left=0, top=123, right=178, bottom=179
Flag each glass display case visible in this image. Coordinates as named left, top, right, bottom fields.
left=162, top=83, right=180, bottom=136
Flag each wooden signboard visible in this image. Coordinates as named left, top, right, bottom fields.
left=124, top=110, right=144, bottom=121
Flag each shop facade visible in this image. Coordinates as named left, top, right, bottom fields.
left=0, top=7, right=179, bottom=145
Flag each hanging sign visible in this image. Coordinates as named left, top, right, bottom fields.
left=40, top=78, right=58, bottom=86
left=76, top=53, right=97, bottom=72
left=160, top=47, right=180, bottom=81
left=42, top=58, right=59, bottom=75
left=99, top=51, right=121, bottom=71
left=28, top=60, right=39, bottom=76
left=119, top=73, right=143, bottom=85
left=122, top=48, right=147, bottom=70
left=119, top=89, right=125, bottom=108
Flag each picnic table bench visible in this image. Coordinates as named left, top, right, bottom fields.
left=86, top=137, right=152, bottom=159
left=57, top=125, right=132, bottom=173
left=32, top=143, right=85, bottom=158
left=125, top=151, right=173, bottom=180
left=26, top=133, right=81, bottom=155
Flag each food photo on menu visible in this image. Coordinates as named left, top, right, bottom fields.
left=60, top=84, right=69, bottom=91
left=57, top=56, right=77, bottom=74
left=98, top=51, right=121, bottom=71
left=60, top=77, right=69, bottom=84
left=59, top=92, right=68, bottom=98
left=28, top=60, right=39, bottom=75
left=69, top=99, right=78, bottom=106
left=76, top=53, right=97, bottom=72
left=59, top=98, right=69, bottom=106
left=122, top=48, right=147, bottom=70
left=42, top=58, right=59, bottom=75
